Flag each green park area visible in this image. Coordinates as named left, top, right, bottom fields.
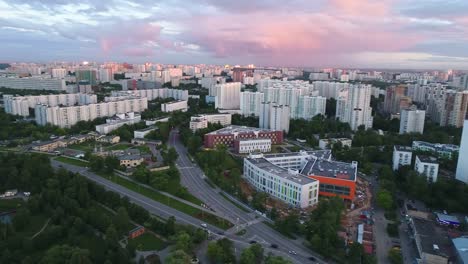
left=128, top=233, right=167, bottom=251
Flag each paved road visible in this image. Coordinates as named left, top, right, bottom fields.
left=51, top=158, right=322, bottom=263
left=168, top=130, right=326, bottom=264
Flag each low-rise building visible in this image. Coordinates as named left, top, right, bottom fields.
left=204, top=125, right=283, bottom=149
left=412, top=141, right=459, bottom=160
left=244, top=153, right=320, bottom=208
left=189, top=113, right=232, bottom=132
left=95, top=112, right=141, bottom=134
left=161, top=100, right=188, bottom=112
left=244, top=150, right=358, bottom=207
left=96, top=135, right=120, bottom=144
left=118, top=154, right=144, bottom=168
left=134, top=127, right=157, bottom=139
left=145, top=117, right=169, bottom=126
left=415, top=155, right=439, bottom=182
left=32, top=139, right=68, bottom=152
left=409, top=217, right=452, bottom=264
left=392, top=145, right=413, bottom=171
left=234, top=138, right=272, bottom=154
left=318, top=138, right=352, bottom=150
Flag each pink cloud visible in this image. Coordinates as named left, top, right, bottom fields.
left=328, top=0, right=393, bottom=17
left=186, top=7, right=424, bottom=65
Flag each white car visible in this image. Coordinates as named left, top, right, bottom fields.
left=200, top=223, right=207, bottom=228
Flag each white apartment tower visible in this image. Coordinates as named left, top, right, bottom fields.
left=51, top=68, right=67, bottom=79
left=214, top=82, right=241, bottom=109
left=240, top=91, right=264, bottom=117
left=456, top=120, right=468, bottom=183
left=336, top=84, right=373, bottom=130
left=400, top=108, right=425, bottom=134
left=260, top=103, right=290, bottom=133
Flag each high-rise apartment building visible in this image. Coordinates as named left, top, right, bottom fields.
left=51, top=68, right=67, bottom=79
left=35, top=97, right=148, bottom=128
left=400, top=108, right=425, bottom=134
left=456, top=120, right=468, bottom=183
left=336, top=84, right=373, bottom=130
left=4, top=93, right=97, bottom=117
left=214, top=82, right=241, bottom=109
left=240, top=91, right=264, bottom=117
left=438, top=90, right=468, bottom=128
left=75, top=69, right=97, bottom=85
left=384, top=85, right=411, bottom=114
left=260, top=103, right=290, bottom=133
left=98, top=68, right=113, bottom=83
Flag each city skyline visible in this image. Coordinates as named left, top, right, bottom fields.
left=0, top=0, right=468, bottom=69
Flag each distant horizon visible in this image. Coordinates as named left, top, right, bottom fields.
left=2, top=60, right=468, bottom=72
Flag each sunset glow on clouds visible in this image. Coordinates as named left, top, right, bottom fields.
left=0, top=0, right=467, bottom=69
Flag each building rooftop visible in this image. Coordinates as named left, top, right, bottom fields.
left=394, top=145, right=413, bottom=152
left=416, top=155, right=439, bottom=164
left=118, top=154, right=142, bottom=161
left=412, top=217, right=452, bottom=259
left=163, top=100, right=186, bottom=105
left=306, top=158, right=358, bottom=181
left=263, top=150, right=332, bottom=160
left=435, top=213, right=460, bottom=225
left=206, top=125, right=278, bottom=135
left=412, top=141, right=459, bottom=152
left=135, top=126, right=157, bottom=132
left=452, top=237, right=468, bottom=264
left=236, top=138, right=272, bottom=142
left=246, top=157, right=317, bottom=185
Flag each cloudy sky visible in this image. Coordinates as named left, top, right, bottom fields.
left=0, top=0, right=467, bottom=69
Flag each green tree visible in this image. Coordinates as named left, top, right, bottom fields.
left=174, top=231, right=192, bottom=253
left=104, top=155, right=121, bottom=173
left=165, top=249, right=191, bottom=264
left=207, top=242, right=223, bottom=263
left=388, top=248, right=403, bottom=264
left=105, top=225, right=119, bottom=243
left=162, top=147, right=178, bottom=165
left=376, top=190, right=393, bottom=211
left=240, top=248, right=255, bottom=264
left=114, top=207, right=130, bottom=234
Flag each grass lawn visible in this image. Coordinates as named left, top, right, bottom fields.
left=100, top=173, right=233, bottom=230
left=0, top=198, right=25, bottom=211
left=67, top=142, right=95, bottom=152
left=219, top=192, right=250, bottom=213
left=133, top=145, right=151, bottom=154
left=165, top=177, right=203, bottom=206
left=55, top=156, right=89, bottom=167
left=128, top=233, right=167, bottom=251
left=106, top=143, right=132, bottom=151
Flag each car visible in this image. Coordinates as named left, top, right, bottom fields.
left=288, top=250, right=297, bottom=255
left=308, top=256, right=316, bottom=261
left=217, top=231, right=225, bottom=235
left=249, top=240, right=257, bottom=244
left=270, top=244, right=278, bottom=249
left=200, top=223, right=207, bottom=228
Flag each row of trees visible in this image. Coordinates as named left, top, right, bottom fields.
left=0, top=153, right=212, bottom=263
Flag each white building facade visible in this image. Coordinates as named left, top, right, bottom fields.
left=244, top=153, right=320, bottom=208
left=235, top=139, right=272, bottom=154
left=400, top=108, right=425, bottom=134
left=161, top=100, right=188, bottom=112
left=260, top=103, right=290, bottom=133
left=456, top=120, right=468, bottom=183
left=35, top=97, right=148, bottom=128
left=214, top=82, right=241, bottom=109
left=392, top=145, right=413, bottom=171
left=415, top=155, right=439, bottom=182
left=189, top=113, right=232, bottom=132
left=336, top=84, right=373, bottom=130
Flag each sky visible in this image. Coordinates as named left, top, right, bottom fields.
left=0, top=0, right=468, bottom=69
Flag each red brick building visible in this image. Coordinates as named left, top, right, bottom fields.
left=128, top=226, right=145, bottom=239
left=204, top=125, right=283, bottom=149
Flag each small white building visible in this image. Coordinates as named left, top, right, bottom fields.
left=415, top=155, right=439, bottom=182
left=134, top=127, right=157, bottom=139
left=189, top=113, right=232, bottom=132
left=234, top=138, right=272, bottom=154
left=392, top=145, right=413, bottom=171
left=161, top=100, right=188, bottom=112
left=318, top=138, right=352, bottom=150
left=95, top=112, right=141, bottom=134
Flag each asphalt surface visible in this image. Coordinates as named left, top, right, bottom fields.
left=168, top=130, right=326, bottom=264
